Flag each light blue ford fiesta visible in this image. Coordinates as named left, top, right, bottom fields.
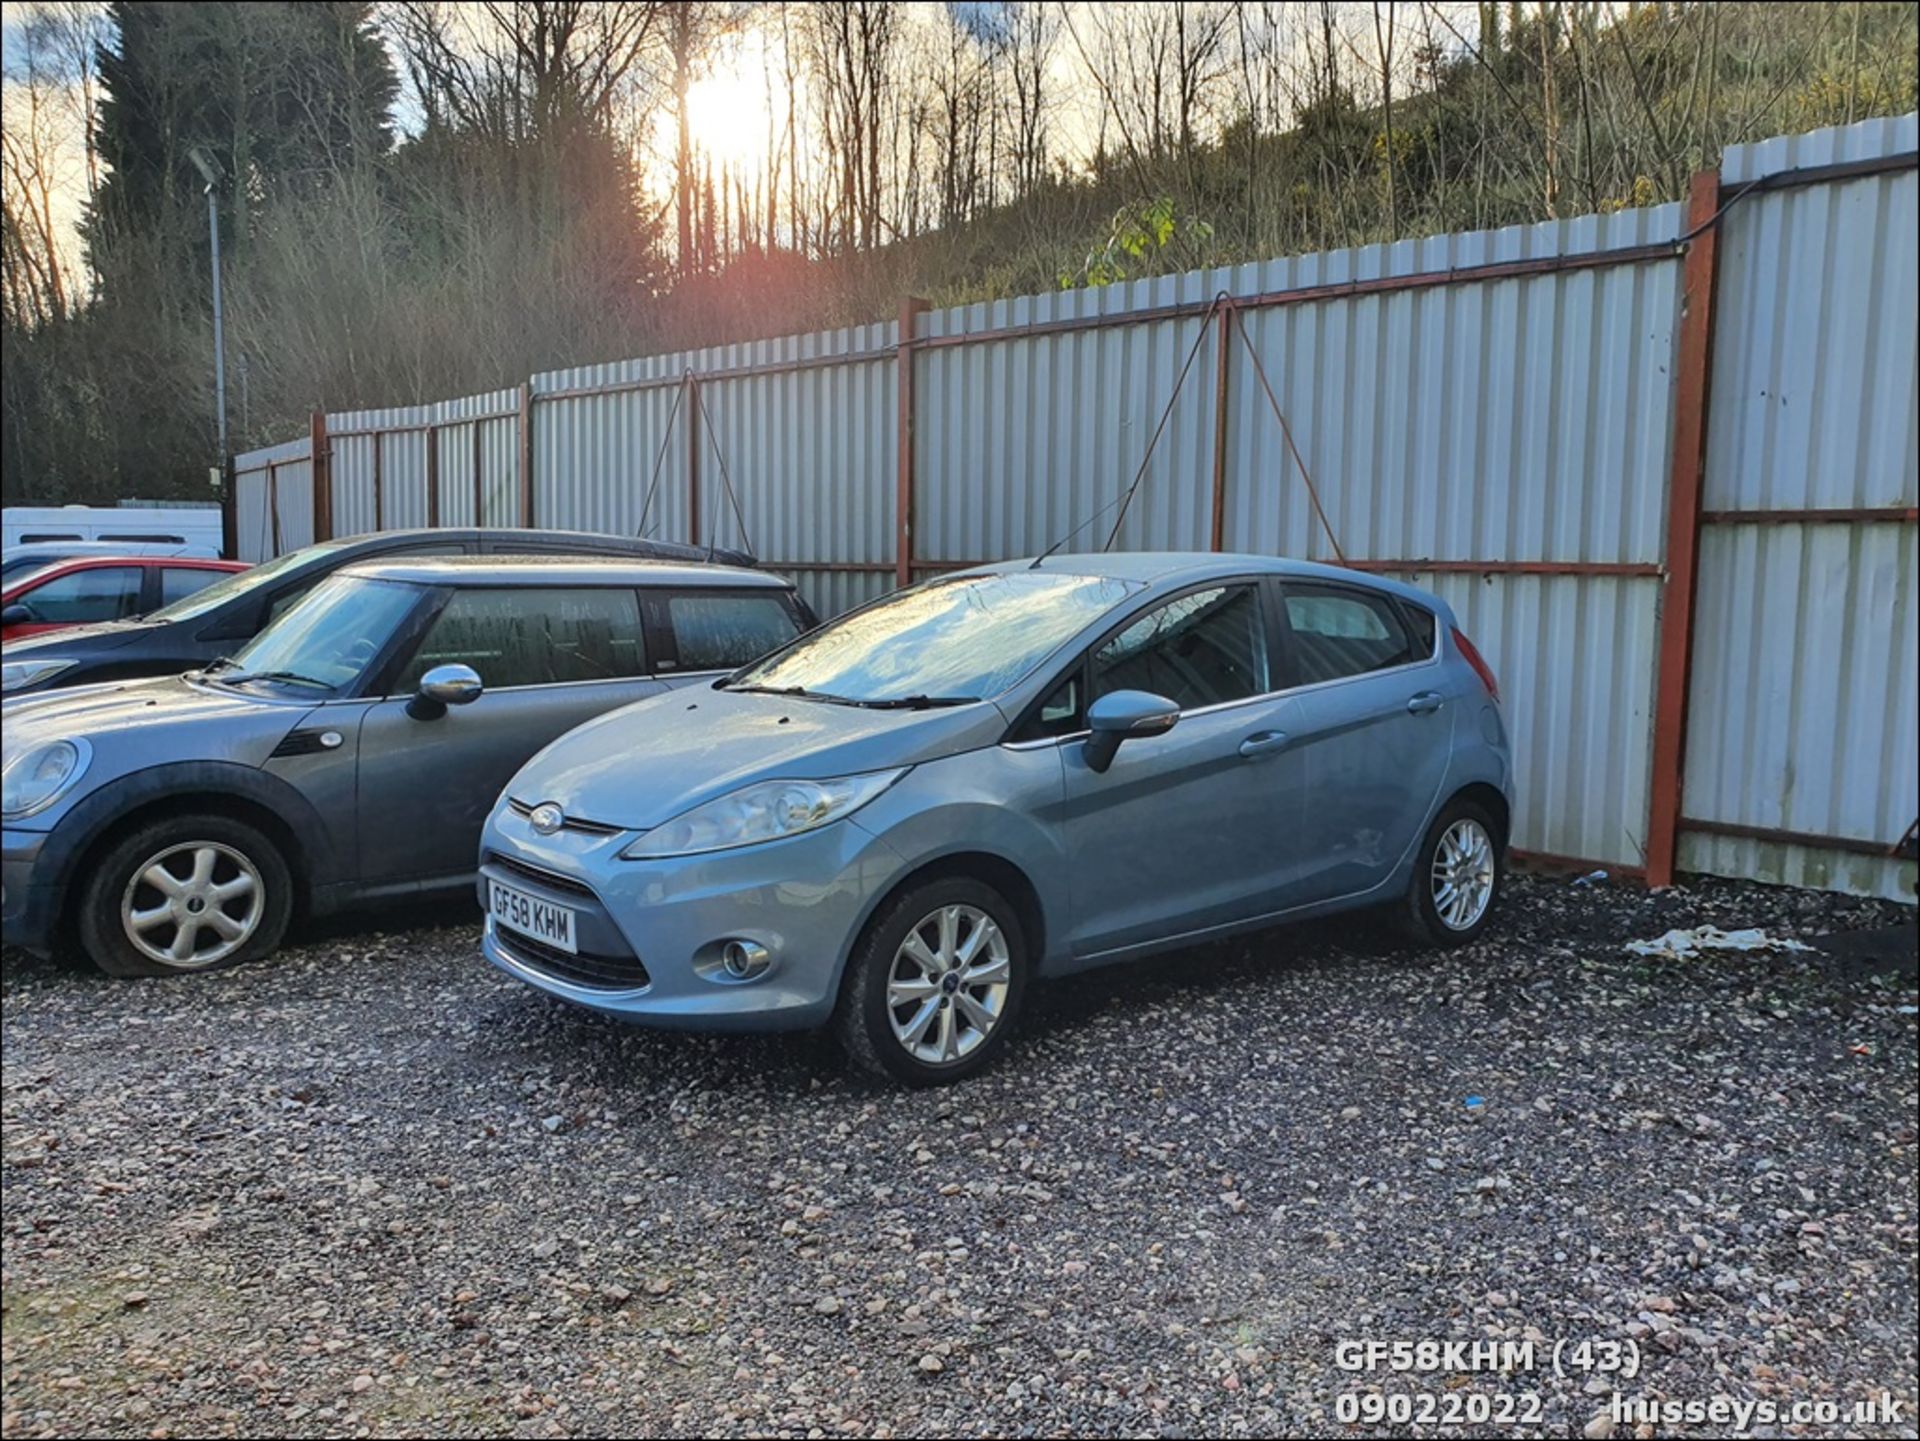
left=478, top=552, right=1514, bottom=1085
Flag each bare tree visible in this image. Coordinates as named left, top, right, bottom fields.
left=805, top=0, right=899, bottom=253
left=393, top=0, right=667, bottom=145
left=1, top=9, right=87, bottom=327
left=997, top=0, right=1061, bottom=202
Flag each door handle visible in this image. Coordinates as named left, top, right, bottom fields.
left=1238, top=730, right=1290, bottom=758
left=1406, top=691, right=1444, bottom=715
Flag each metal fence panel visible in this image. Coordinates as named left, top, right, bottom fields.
left=223, top=112, right=1919, bottom=898
left=230, top=436, right=310, bottom=561
left=920, top=272, right=1226, bottom=558
left=1683, top=114, right=1919, bottom=899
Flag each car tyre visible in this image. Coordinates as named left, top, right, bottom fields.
left=1400, top=796, right=1503, bottom=947
left=78, top=814, right=294, bottom=978
left=835, top=876, right=1029, bottom=1086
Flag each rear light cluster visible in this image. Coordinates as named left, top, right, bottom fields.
left=1451, top=627, right=1500, bottom=702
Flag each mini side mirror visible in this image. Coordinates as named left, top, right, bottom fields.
left=1, top=604, right=33, bottom=626
left=1083, top=690, right=1180, bottom=773
left=409, top=662, right=483, bottom=719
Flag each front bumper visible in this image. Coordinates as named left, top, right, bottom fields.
left=475, top=802, right=906, bottom=1032
left=1, top=827, right=57, bottom=954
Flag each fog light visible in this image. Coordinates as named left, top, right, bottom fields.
left=721, top=939, right=771, bottom=980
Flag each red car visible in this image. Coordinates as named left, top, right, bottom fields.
left=0, top=555, right=250, bottom=642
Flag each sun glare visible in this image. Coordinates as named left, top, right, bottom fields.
left=682, top=39, right=779, bottom=180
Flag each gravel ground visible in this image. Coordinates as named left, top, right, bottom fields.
left=3, top=873, right=1915, bottom=1439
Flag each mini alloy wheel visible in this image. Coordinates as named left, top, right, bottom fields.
left=120, top=840, right=266, bottom=969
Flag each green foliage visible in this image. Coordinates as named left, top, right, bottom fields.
left=88, top=2, right=395, bottom=275
left=4, top=0, right=1919, bottom=506
left=1058, top=197, right=1215, bottom=290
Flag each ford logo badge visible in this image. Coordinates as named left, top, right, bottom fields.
left=529, top=803, right=564, bottom=836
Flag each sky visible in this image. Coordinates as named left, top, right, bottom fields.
left=2, top=2, right=1478, bottom=275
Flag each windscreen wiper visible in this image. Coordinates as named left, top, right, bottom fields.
left=216, top=669, right=333, bottom=691
left=722, top=682, right=855, bottom=704
left=853, top=694, right=980, bottom=710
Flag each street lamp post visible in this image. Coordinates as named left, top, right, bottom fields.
left=189, top=147, right=229, bottom=462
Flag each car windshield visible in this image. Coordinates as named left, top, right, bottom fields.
left=3, top=562, right=73, bottom=595
left=726, top=571, right=1142, bottom=704
left=147, top=539, right=350, bottom=622
left=215, top=575, right=422, bottom=693
left=2, top=554, right=74, bottom=582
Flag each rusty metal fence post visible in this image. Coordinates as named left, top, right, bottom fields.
left=310, top=410, right=332, bottom=542
left=1210, top=298, right=1235, bottom=551
left=1645, top=168, right=1726, bottom=888
left=220, top=455, right=237, bottom=559
left=517, top=381, right=535, bottom=527
left=686, top=372, right=702, bottom=547
left=425, top=424, right=440, bottom=527
left=896, top=297, right=930, bottom=588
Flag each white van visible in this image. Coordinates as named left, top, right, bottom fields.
left=1, top=504, right=224, bottom=552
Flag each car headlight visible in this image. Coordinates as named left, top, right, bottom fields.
left=1, top=658, right=76, bottom=693
left=621, top=769, right=907, bottom=859
left=1, top=738, right=90, bottom=819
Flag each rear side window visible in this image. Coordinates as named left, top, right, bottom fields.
left=1092, top=584, right=1269, bottom=711
left=18, top=532, right=83, bottom=543
left=1283, top=583, right=1414, bottom=683
left=1401, top=603, right=1438, bottom=659
left=15, top=565, right=144, bottom=624
left=399, top=587, right=646, bottom=690
left=666, top=591, right=801, bottom=671
left=160, top=567, right=224, bottom=606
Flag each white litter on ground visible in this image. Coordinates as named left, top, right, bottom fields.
left=1624, top=925, right=1815, bottom=960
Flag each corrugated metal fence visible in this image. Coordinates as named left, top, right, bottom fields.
left=230, top=113, right=1919, bottom=900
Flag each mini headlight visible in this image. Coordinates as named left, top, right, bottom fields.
left=1, top=738, right=90, bottom=819
left=621, top=769, right=906, bottom=859
left=1, top=657, right=77, bottom=693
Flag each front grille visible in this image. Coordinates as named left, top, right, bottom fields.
left=495, top=929, right=651, bottom=991
left=485, top=851, right=598, bottom=900
left=506, top=798, right=623, bottom=836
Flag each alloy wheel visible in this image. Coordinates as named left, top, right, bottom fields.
left=885, top=904, right=1011, bottom=1065
left=1431, top=818, right=1495, bottom=931
left=120, top=841, right=265, bottom=969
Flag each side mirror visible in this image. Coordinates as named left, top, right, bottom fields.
left=408, top=662, right=483, bottom=720
left=1, top=603, right=33, bottom=626
left=1083, top=690, right=1180, bottom=773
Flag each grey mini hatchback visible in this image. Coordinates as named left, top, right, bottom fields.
left=1, top=557, right=809, bottom=975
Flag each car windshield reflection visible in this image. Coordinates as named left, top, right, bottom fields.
left=725, top=571, right=1141, bottom=703
left=211, top=575, right=420, bottom=693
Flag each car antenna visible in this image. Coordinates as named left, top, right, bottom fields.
left=1029, top=293, right=1227, bottom=569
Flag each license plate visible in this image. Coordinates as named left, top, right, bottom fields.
left=489, top=879, right=577, bottom=954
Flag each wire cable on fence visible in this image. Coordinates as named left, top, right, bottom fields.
left=635, top=375, right=689, bottom=540
left=1228, top=302, right=1347, bottom=566
left=691, top=380, right=756, bottom=561
left=1087, top=294, right=1229, bottom=555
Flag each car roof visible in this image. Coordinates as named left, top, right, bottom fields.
left=959, top=550, right=1439, bottom=603
left=337, top=554, right=791, bottom=588
left=309, top=527, right=754, bottom=567
left=9, top=540, right=144, bottom=555
left=10, top=554, right=245, bottom=569
left=3, top=555, right=245, bottom=589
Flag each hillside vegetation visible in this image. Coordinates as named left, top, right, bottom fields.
left=2, top=1, right=1915, bottom=503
